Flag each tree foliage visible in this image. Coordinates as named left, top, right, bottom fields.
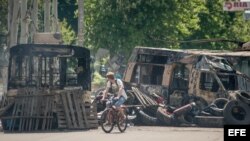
left=83, top=0, right=250, bottom=54
left=60, top=19, right=77, bottom=45
left=186, top=0, right=250, bottom=50
left=84, top=0, right=205, bottom=54
left=1, top=0, right=250, bottom=55
left=58, top=0, right=78, bottom=32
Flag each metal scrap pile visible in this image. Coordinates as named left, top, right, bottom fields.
left=118, top=47, right=250, bottom=127
left=122, top=87, right=250, bottom=127
left=127, top=87, right=196, bottom=126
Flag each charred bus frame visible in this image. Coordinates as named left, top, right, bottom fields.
left=124, top=47, right=250, bottom=107
left=0, top=44, right=98, bottom=132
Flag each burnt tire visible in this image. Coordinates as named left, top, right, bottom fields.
left=224, top=100, right=250, bottom=125
left=236, top=91, right=250, bottom=105
left=209, top=106, right=223, bottom=116
left=208, top=98, right=229, bottom=116
left=195, top=116, right=224, bottom=127
left=137, top=109, right=158, bottom=126
left=212, top=98, right=229, bottom=109
left=156, top=107, right=173, bottom=125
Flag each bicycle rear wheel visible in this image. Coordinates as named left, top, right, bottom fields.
left=100, top=109, right=114, bottom=133
left=117, top=109, right=128, bottom=133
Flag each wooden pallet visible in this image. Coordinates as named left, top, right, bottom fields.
left=56, top=90, right=98, bottom=129
left=1, top=88, right=98, bottom=132
left=2, top=88, right=54, bottom=132
left=84, top=102, right=98, bottom=128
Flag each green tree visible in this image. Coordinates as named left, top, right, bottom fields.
left=83, top=0, right=250, bottom=53
left=60, top=19, right=77, bottom=45
left=84, top=0, right=205, bottom=54
left=184, top=0, right=250, bottom=50
left=58, top=0, right=78, bottom=32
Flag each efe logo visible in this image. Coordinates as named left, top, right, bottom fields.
left=228, top=129, right=246, bottom=136
left=224, top=125, right=249, bottom=141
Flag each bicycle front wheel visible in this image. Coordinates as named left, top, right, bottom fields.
left=117, top=109, right=128, bottom=133
left=100, top=109, right=114, bottom=133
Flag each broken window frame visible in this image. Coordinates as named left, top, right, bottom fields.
left=169, top=64, right=189, bottom=93
left=232, top=73, right=250, bottom=92
left=217, top=73, right=238, bottom=91
left=131, top=63, right=164, bottom=85
left=199, top=72, right=219, bottom=92
left=199, top=70, right=229, bottom=93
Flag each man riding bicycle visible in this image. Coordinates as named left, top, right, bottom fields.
left=100, top=72, right=128, bottom=133
left=101, top=71, right=128, bottom=109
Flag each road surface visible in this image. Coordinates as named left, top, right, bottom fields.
left=0, top=126, right=223, bottom=141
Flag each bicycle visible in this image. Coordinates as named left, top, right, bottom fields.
left=100, top=103, right=128, bottom=133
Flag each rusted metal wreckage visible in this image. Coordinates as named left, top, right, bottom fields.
left=0, top=44, right=98, bottom=132
left=122, top=46, right=250, bottom=127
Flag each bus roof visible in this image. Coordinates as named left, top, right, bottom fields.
left=135, top=46, right=250, bottom=57
left=9, top=44, right=90, bottom=58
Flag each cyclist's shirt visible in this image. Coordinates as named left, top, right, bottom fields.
left=106, top=79, right=127, bottom=99
left=109, top=81, right=119, bottom=96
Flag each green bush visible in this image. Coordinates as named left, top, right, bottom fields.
left=92, top=71, right=106, bottom=87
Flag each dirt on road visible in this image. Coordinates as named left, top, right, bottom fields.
left=0, top=126, right=223, bottom=141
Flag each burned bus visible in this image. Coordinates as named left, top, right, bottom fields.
left=123, top=46, right=250, bottom=125
left=0, top=44, right=97, bottom=132
left=7, top=44, right=91, bottom=89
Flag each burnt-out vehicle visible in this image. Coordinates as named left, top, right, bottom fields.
left=0, top=44, right=97, bottom=132
left=7, top=44, right=91, bottom=89
left=123, top=46, right=250, bottom=126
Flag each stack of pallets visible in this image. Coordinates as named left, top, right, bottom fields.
left=1, top=88, right=54, bottom=132
left=1, top=88, right=98, bottom=132
left=55, top=90, right=98, bottom=129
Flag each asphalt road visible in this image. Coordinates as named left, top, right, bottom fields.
left=0, top=126, right=223, bottom=141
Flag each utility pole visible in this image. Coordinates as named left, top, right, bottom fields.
left=20, top=0, right=28, bottom=44
left=30, top=0, right=38, bottom=43
left=44, top=0, right=51, bottom=32
left=52, top=0, right=58, bottom=32
left=4, top=0, right=20, bottom=95
left=9, top=0, right=20, bottom=47
left=78, top=0, right=84, bottom=47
